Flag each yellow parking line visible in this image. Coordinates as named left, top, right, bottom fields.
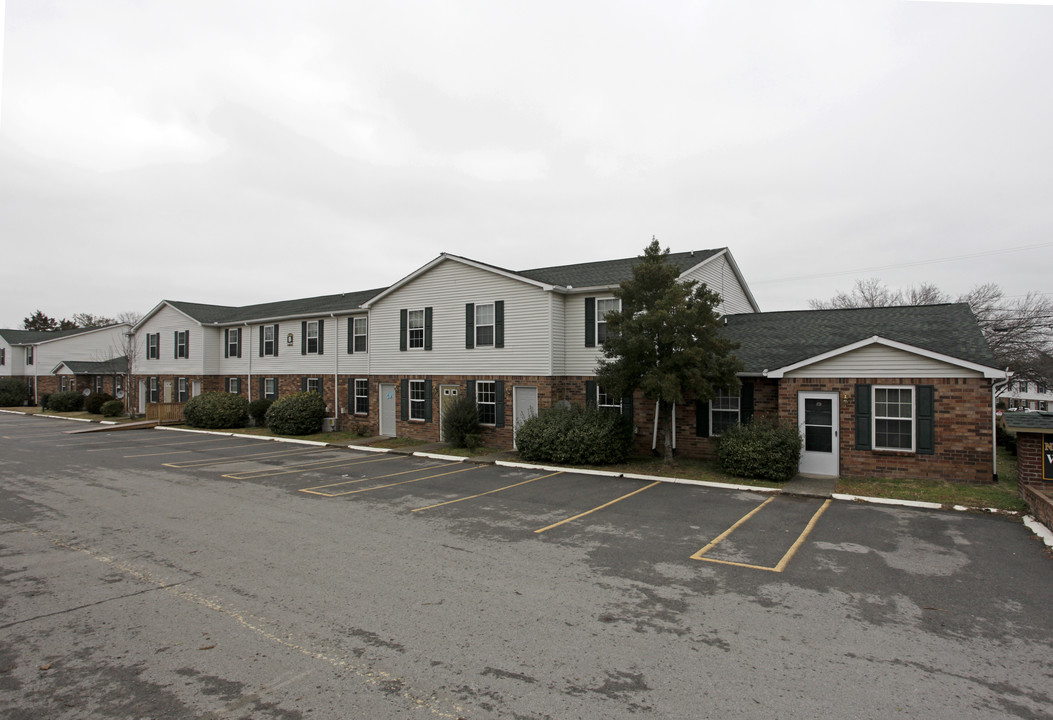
left=88, top=437, right=233, bottom=451
left=302, top=464, right=484, bottom=497
left=534, top=481, right=661, bottom=533
left=222, top=454, right=397, bottom=480
left=411, top=471, right=565, bottom=512
left=165, top=446, right=325, bottom=468
left=690, top=498, right=832, bottom=573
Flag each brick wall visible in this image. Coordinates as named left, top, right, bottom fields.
left=1015, top=432, right=1052, bottom=486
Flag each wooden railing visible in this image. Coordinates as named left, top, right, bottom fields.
left=145, top=403, right=185, bottom=424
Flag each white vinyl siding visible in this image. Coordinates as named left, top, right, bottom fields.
left=564, top=294, right=615, bottom=376
left=134, top=305, right=208, bottom=374
left=369, top=258, right=554, bottom=376
left=784, top=344, right=986, bottom=379
left=679, top=252, right=756, bottom=315
left=219, top=317, right=368, bottom=376
left=28, top=325, right=131, bottom=375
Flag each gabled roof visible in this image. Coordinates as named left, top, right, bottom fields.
left=721, top=303, right=1001, bottom=375
left=51, top=357, right=129, bottom=375
left=138, top=289, right=386, bottom=329
left=518, top=249, right=724, bottom=288
left=0, top=326, right=101, bottom=345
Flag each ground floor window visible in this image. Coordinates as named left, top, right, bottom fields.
left=710, top=389, right=740, bottom=435
left=177, top=378, right=188, bottom=402
left=874, top=386, right=914, bottom=451
left=354, top=379, right=369, bottom=415
left=306, top=378, right=320, bottom=394
left=597, top=385, right=621, bottom=410
left=149, top=377, right=159, bottom=403
left=264, top=378, right=277, bottom=400
left=409, top=380, right=426, bottom=420
left=227, top=377, right=241, bottom=394
left=476, top=380, right=496, bottom=425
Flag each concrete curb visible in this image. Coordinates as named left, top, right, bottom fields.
left=154, top=425, right=330, bottom=446
left=1023, top=516, right=1053, bottom=548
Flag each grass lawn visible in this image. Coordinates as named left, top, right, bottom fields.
left=438, top=445, right=508, bottom=458
left=835, top=448, right=1027, bottom=513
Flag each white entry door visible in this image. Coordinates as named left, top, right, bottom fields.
left=379, top=383, right=396, bottom=436
left=798, top=392, right=839, bottom=477
left=138, top=380, right=147, bottom=415
left=512, top=386, right=538, bottom=449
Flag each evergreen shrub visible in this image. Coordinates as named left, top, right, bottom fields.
left=716, top=418, right=802, bottom=482
left=441, top=396, right=479, bottom=448
left=100, top=399, right=125, bottom=417
left=183, top=391, right=249, bottom=429
left=84, top=392, right=114, bottom=414
left=515, top=403, right=633, bottom=465
left=248, top=398, right=273, bottom=426
left=48, top=391, right=85, bottom=412
left=0, top=378, right=30, bottom=406
left=265, top=392, right=327, bottom=435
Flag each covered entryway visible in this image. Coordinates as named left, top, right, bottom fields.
left=512, top=386, right=538, bottom=449
left=379, top=383, right=396, bottom=436
left=798, top=392, right=839, bottom=477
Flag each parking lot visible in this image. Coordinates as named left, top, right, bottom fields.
left=2, top=412, right=1052, bottom=719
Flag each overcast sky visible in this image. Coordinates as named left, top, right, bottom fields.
left=1, top=0, right=1051, bottom=328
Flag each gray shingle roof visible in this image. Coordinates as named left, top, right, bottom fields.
left=721, top=303, right=999, bottom=373
left=57, top=357, right=129, bottom=374
left=0, top=327, right=100, bottom=344
left=167, top=288, right=385, bottom=325
left=1002, top=411, right=1053, bottom=431
left=518, top=249, right=723, bottom=288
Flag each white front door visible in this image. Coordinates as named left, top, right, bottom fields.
left=138, top=381, right=146, bottom=414
left=379, top=383, right=396, bottom=436
left=512, top=386, right=538, bottom=449
left=798, top=392, right=839, bottom=477
left=438, top=385, right=460, bottom=441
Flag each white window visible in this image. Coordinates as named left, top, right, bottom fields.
left=177, top=378, right=188, bottom=402
left=475, top=303, right=495, bottom=347
left=149, top=377, right=159, bottom=402
left=476, top=381, right=496, bottom=425
left=0, top=348, right=5, bottom=365
left=407, top=310, right=425, bottom=349
left=26, top=347, right=34, bottom=365
left=307, top=378, right=321, bottom=394
left=710, top=389, right=740, bottom=435
left=264, top=378, right=277, bottom=400
left=115, top=376, right=123, bottom=395
left=353, top=317, right=368, bottom=353
left=305, top=321, right=320, bottom=354
left=175, top=330, right=188, bottom=359
left=226, top=329, right=240, bottom=357
left=597, top=385, right=621, bottom=410
left=596, top=298, right=619, bottom=344
left=263, top=325, right=277, bottom=356
left=227, top=377, right=240, bottom=394
left=95, top=376, right=104, bottom=394
left=147, top=333, right=159, bottom=359
left=409, top=379, right=426, bottom=420
left=873, top=386, right=914, bottom=451
left=354, top=379, right=369, bottom=415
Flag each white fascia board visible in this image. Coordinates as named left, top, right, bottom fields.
left=764, top=336, right=1008, bottom=379
left=681, top=248, right=762, bottom=313
left=50, top=362, right=72, bottom=374
left=362, top=253, right=554, bottom=308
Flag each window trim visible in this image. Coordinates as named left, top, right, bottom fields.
left=353, top=317, right=368, bottom=353
left=225, top=328, right=241, bottom=359
left=175, top=330, right=189, bottom=359
left=262, top=324, right=278, bottom=357
left=149, top=376, right=159, bottom=403
left=475, top=303, right=495, bottom=347
left=26, top=346, right=34, bottom=365
left=263, top=377, right=277, bottom=401
left=595, top=297, right=620, bottom=346
left=596, top=385, right=622, bottom=411
left=408, top=379, right=427, bottom=421
left=476, top=380, right=497, bottom=426
left=146, top=333, right=160, bottom=360
left=305, top=321, right=320, bottom=355
left=354, top=378, right=369, bottom=415
left=407, top=309, right=425, bottom=350
left=872, top=385, right=916, bottom=453
left=709, top=388, right=741, bottom=436
left=177, top=377, right=188, bottom=403
left=306, top=377, right=321, bottom=394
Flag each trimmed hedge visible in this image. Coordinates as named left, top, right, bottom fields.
left=515, top=403, right=633, bottom=465
left=47, top=391, right=85, bottom=412
left=441, top=395, right=480, bottom=448
left=183, top=391, right=249, bottom=429
left=0, top=378, right=29, bottom=406
left=84, top=392, right=114, bottom=414
left=100, top=399, right=125, bottom=417
left=265, top=392, right=327, bottom=436
left=716, top=418, right=803, bottom=482
left=248, top=398, right=273, bottom=426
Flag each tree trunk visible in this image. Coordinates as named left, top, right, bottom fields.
left=659, top=399, right=675, bottom=463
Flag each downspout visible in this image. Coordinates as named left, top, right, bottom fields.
left=245, top=323, right=252, bottom=402
left=992, top=370, right=1010, bottom=482
left=332, top=313, right=339, bottom=427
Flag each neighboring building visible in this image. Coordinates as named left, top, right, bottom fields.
left=0, top=325, right=131, bottom=402
left=1001, top=354, right=1053, bottom=412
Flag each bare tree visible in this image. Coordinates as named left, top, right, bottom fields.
left=809, top=278, right=948, bottom=309
left=116, top=310, right=143, bottom=325
left=71, top=313, right=117, bottom=328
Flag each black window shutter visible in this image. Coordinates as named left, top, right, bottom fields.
left=173, top=331, right=178, bottom=359
left=424, top=307, right=433, bottom=351
left=584, top=298, right=596, bottom=347
left=237, top=328, right=242, bottom=358
left=224, top=329, right=230, bottom=358
left=185, top=330, right=190, bottom=359
left=855, top=384, right=872, bottom=450
left=234, top=378, right=241, bottom=395
left=916, top=385, right=935, bottom=455
left=364, top=382, right=369, bottom=413
left=495, top=301, right=504, bottom=348
left=585, top=380, right=597, bottom=408
left=494, top=380, right=505, bottom=428
left=740, top=382, right=754, bottom=424
left=273, top=324, right=279, bottom=356
left=301, top=322, right=307, bottom=355
left=465, top=303, right=475, bottom=349
left=695, top=399, right=709, bottom=437
left=466, top=380, right=475, bottom=402
left=347, top=378, right=354, bottom=411
left=259, top=377, right=265, bottom=399
left=400, top=379, right=409, bottom=420
left=621, top=393, right=634, bottom=423
left=317, top=320, right=324, bottom=355
left=399, top=310, right=408, bottom=351
left=347, top=318, right=354, bottom=354
left=424, top=380, right=433, bottom=422
left=301, top=377, right=307, bottom=393
left=259, top=326, right=264, bottom=357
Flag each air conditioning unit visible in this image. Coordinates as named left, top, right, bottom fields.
left=322, top=418, right=337, bottom=433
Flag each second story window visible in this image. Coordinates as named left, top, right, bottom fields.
left=261, top=324, right=279, bottom=357
left=146, top=333, right=159, bottom=359
left=174, top=330, right=189, bottom=359
left=407, top=310, right=424, bottom=349
left=353, top=317, right=368, bottom=353
left=301, top=320, right=323, bottom=355
left=596, top=298, right=619, bottom=344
